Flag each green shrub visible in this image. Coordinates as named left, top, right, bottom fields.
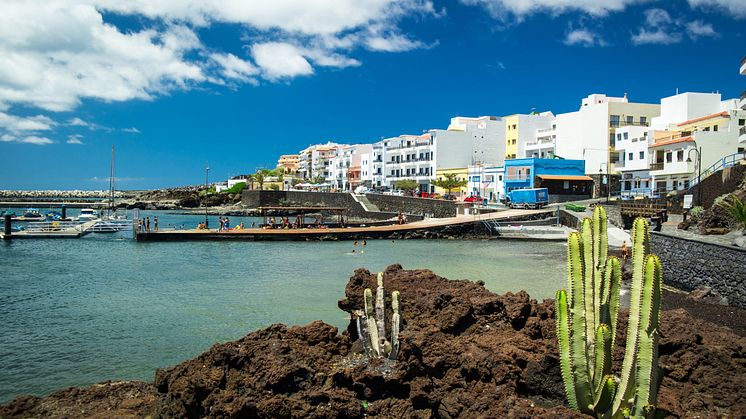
left=720, top=195, right=746, bottom=229
left=221, top=182, right=246, bottom=194
left=689, top=206, right=704, bottom=218
left=269, top=184, right=280, bottom=191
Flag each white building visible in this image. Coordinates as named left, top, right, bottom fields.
left=382, top=134, right=436, bottom=191
left=554, top=93, right=660, bottom=174
left=504, top=112, right=555, bottom=160
left=448, top=116, right=506, bottom=166
left=525, top=121, right=557, bottom=159
left=614, top=126, right=654, bottom=196
left=298, top=142, right=343, bottom=180
left=467, top=165, right=504, bottom=202
left=326, top=144, right=373, bottom=191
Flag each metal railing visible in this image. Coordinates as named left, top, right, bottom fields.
left=610, top=120, right=650, bottom=128
left=649, top=162, right=665, bottom=171
left=690, top=152, right=746, bottom=187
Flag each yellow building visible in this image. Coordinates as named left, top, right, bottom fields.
left=434, top=167, right=469, bottom=198
left=505, top=115, right=519, bottom=159
left=277, top=154, right=300, bottom=176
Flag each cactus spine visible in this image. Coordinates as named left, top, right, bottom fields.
left=356, top=272, right=401, bottom=360
left=556, top=207, right=662, bottom=418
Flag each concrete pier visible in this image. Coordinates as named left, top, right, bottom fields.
left=135, top=208, right=555, bottom=242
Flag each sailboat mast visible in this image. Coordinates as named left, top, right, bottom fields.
left=109, top=145, right=115, bottom=213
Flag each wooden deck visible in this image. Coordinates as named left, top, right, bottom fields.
left=135, top=208, right=555, bottom=241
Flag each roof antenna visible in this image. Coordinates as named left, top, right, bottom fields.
left=676, top=87, right=679, bottom=95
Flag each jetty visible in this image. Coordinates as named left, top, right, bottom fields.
left=135, top=208, right=555, bottom=241
left=1, top=220, right=99, bottom=239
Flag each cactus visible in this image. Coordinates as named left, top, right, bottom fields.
left=556, top=207, right=662, bottom=418
left=356, top=272, right=402, bottom=360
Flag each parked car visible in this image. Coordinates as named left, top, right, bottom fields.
left=463, top=195, right=481, bottom=203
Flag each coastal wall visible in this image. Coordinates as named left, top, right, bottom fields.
left=663, top=165, right=746, bottom=213
left=242, top=190, right=456, bottom=219
left=651, top=232, right=746, bottom=308
left=365, top=194, right=456, bottom=218
left=241, top=190, right=406, bottom=220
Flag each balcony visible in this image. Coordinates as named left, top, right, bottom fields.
left=649, top=162, right=665, bottom=171
left=610, top=120, right=650, bottom=128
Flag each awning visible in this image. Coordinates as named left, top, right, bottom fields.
left=537, top=174, right=593, bottom=181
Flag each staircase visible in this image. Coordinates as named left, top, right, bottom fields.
left=690, top=152, right=746, bottom=188
left=353, top=194, right=381, bottom=212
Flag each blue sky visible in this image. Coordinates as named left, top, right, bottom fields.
left=1, top=0, right=744, bottom=190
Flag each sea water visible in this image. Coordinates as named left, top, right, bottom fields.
left=0, top=210, right=566, bottom=402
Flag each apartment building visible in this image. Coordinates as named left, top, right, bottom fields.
left=554, top=93, right=661, bottom=174
left=448, top=116, right=506, bottom=166
left=467, top=165, right=504, bottom=202
left=297, top=142, right=343, bottom=180
left=504, top=112, right=554, bottom=160
left=326, top=144, right=373, bottom=191
left=276, top=154, right=300, bottom=176
left=381, top=134, right=436, bottom=191
left=614, top=126, right=655, bottom=196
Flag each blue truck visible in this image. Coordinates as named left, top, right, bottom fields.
left=505, top=188, right=549, bottom=209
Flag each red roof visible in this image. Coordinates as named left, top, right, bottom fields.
left=676, top=111, right=729, bottom=126
left=649, top=136, right=694, bottom=148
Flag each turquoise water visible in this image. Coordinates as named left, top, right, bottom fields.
left=0, top=210, right=567, bottom=403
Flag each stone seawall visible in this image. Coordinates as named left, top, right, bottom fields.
left=242, top=190, right=457, bottom=220
left=651, top=232, right=746, bottom=308
left=365, top=193, right=456, bottom=218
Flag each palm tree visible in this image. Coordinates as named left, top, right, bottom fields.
left=432, top=173, right=468, bottom=198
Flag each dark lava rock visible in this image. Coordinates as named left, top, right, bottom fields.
left=2, top=266, right=746, bottom=418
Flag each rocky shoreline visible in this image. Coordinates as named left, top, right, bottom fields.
left=2, top=266, right=745, bottom=418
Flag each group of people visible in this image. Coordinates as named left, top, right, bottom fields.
left=264, top=216, right=325, bottom=229
left=397, top=212, right=408, bottom=225
left=137, top=216, right=158, bottom=233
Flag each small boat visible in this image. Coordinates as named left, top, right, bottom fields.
left=46, top=211, right=63, bottom=221
left=77, top=208, right=98, bottom=221
left=23, top=208, right=43, bottom=219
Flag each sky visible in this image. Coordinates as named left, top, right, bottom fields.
left=0, top=0, right=744, bottom=190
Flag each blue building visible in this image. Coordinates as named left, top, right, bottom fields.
left=503, top=158, right=593, bottom=201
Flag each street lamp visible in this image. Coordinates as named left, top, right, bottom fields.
left=686, top=147, right=702, bottom=206
left=599, top=162, right=610, bottom=203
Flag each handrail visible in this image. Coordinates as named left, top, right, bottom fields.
left=690, top=152, right=746, bottom=187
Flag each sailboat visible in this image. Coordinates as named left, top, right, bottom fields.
left=90, top=145, right=133, bottom=232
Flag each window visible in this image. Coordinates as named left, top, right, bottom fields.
left=628, top=153, right=633, bottom=161
left=677, top=150, right=684, bottom=162
left=713, top=125, right=718, bottom=132
left=639, top=151, right=644, bottom=160
left=632, top=137, right=639, bottom=142
left=626, top=115, right=633, bottom=124
left=703, top=127, right=710, bottom=131
left=666, top=152, right=672, bottom=163
left=617, top=133, right=622, bottom=142
left=610, top=133, right=616, bottom=146
left=610, top=115, right=620, bottom=127
left=623, top=132, right=629, bottom=140
left=739, top=119, right=745, bottom=126
left=640, top=116, right=647, bottom=125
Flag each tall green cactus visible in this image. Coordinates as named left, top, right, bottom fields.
left=556, top=207, right=662, bottom=418
left=357, top=272, right=401, bottom=360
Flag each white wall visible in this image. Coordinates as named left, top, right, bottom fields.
left=652, top=92, right=721, bottom=130
left=432, top=129, right=471, bottom=169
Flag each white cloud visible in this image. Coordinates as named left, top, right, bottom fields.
left=67, top=134, right=84, bottom=144
left=631, top=8, right=718, bottom=45
left=209, top=53, right=260, bottom=83
left=460, top=0, right=639, bottom=21
left=0, top=0, right=438, bottom=130
left=68, top=117, right=89, bottom=127
left=251, top=42, right=314, bottom=80
left=564, top=29, right=607, bottom=47
left=0, top=2, right=205, bottom=113
left=0, top=112, right=56, bottom=133
left=122, top=127, right=141, bottom=134
left=0, top=134, right=54, bottom=145
left=632, top=29, right=682, bottom=45
left=686, top=20, right=718, bottom=38
left=688, top=0, right=746, bottom=18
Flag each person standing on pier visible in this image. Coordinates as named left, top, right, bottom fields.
left=145, top=217, right=150, bottom=233
left=154, top=216, right=158, bottom=232
left=219, top=217, right=224, bottom=232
